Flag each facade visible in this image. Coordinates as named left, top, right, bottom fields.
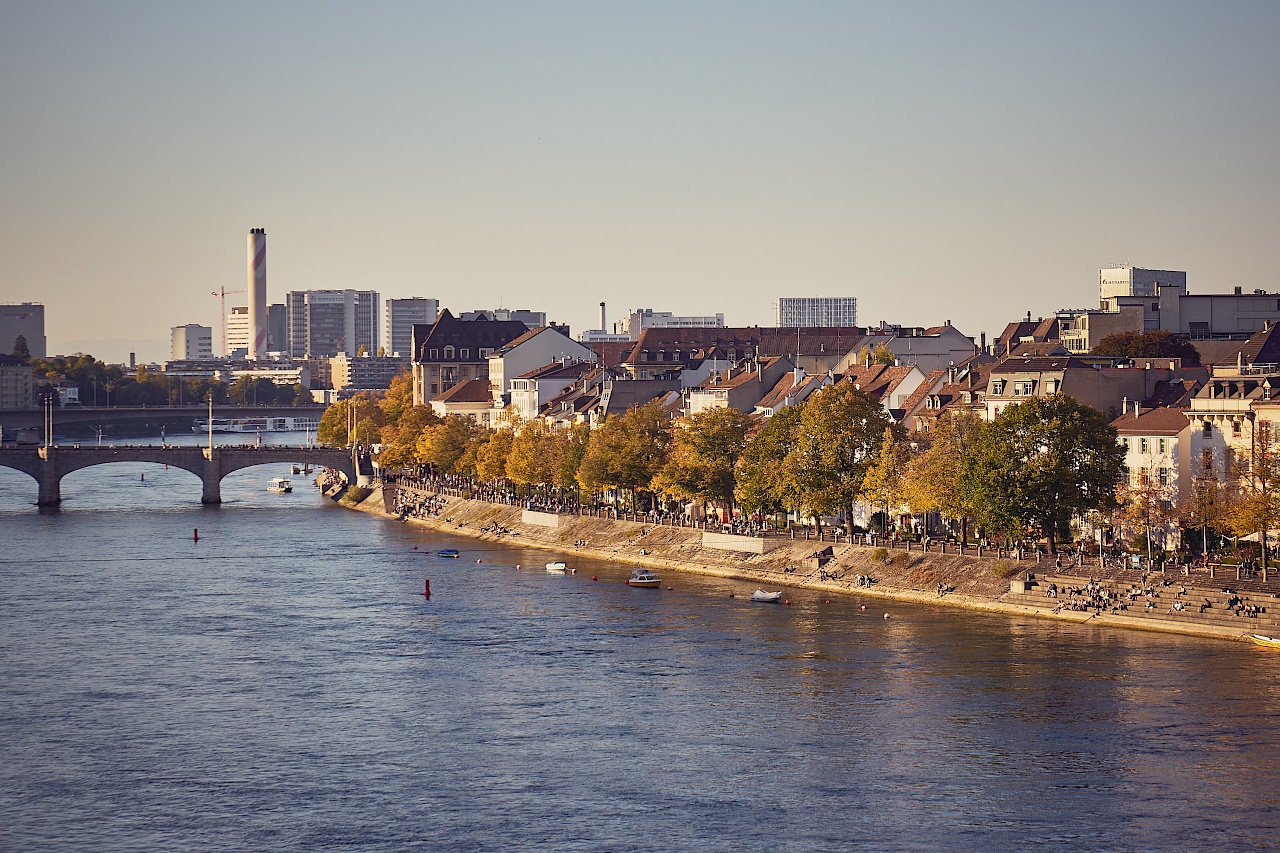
left=429, top=378, right=494, bottom=424
left=986, top=356, right=1201, bottom=420
left=285, top=290, right=380, bottom=359
left=330, top=353, right=411, bottom=391
left=1113, top=404, right=1192, bottom=549
left=777, top=297, right=858, bottom=328
left=410, top=310, right=530, bottom=405
left=1, top=303, right=46, bottom=358
left=687, top=357, right=795, bottom=415
left=385, top=298, right=439, bottom=358
left=267, top=303, right=286, bottom=353
left=487, top=327, right=596, bottom=407
left=509, top=360, right=598, bottom=421
left=1059, top=265, right=1280, bottom=354
left=230, top=366, right=310, bottom=388
left=617, top=308, right=726, bottom=337
left=0, top=353, right=35, bottom=410
left=226, top=306, right=250, bottom=357
left=863, top=321, right=977, bottom=373
left=170, top=324, right=213, bottom=361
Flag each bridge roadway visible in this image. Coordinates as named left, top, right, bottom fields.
left=0, top=404, right=328, bottom=431
left=0, top=444, right=359, bottom=506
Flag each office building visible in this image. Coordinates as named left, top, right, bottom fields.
left=777, top=297, right=858, bottom=328
left=285, top=290, right=379, bottom=359
left=0, top=353, right=35, bottom=409
left=1, top=302, right=46, bottom=358
left=617, top=308, right=726, bottom=337
left=331, top=353, right=412, bottom=391
left=170, top=324, right=213, bottom=361
left=385, top=298, right=439, bottom=357
left=267, top=303, right=286, bottom=353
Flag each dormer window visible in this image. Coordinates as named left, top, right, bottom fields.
left=444, top=345, right=455, bottom=359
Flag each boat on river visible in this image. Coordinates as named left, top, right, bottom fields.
left=1245, top=633, right=1280, bottom=649
left=437, top=549, right=460, bottom=558
left=546, top=561, right=569, bottom=574
left=750, top=589, right=783, bottom=603
left=626, top=568, right=661, bottom=587
left=193, top=416, right=320, bottom=434
left=267, top=477, right=292, bottom=493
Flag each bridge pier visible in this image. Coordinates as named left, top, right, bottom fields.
left=36, top=447, right=61, bottom=506
left=202, top=449, right=221, bottom=504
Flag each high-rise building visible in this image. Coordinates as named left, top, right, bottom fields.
left=285, top=290, right=379, bottom=358
left=0, top=302, right=46, bottom=358
left=171, top=324, right=213, bottom=361
left=385, top=298, right=439, bottom=357
left=777, top=297, right=858, bottom=328
left=226, top=306, right=250, bottom=358
left=247, top=228, right=268, bottom=360
left=267, top=303, right=286, bottom=353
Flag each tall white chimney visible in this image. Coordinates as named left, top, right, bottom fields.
left=247, top=228, right=267, bottom=359
left=599, top=302, right=606, bottom=333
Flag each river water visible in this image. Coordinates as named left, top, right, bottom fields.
left=1, top=442, right=1278, bottom=851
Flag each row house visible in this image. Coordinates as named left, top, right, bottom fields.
left=686, top=356, right=795, bottom=415
left=984, top=355, right=1203, bottom=420
left=508, top=360, right=597, bottom=422
left=486, top=327, right=595, bottom=408
left=753, top=371, right=831, bottom=417
left=842, top=364, right=928, bottom=419
left=1112, top=404, right=1192, bottom=550
left=1186, top=323, right=1280, bottom=481
left=911, top=360, right=995, bottom=432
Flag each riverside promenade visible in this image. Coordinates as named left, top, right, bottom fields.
left=362, top=478, right=1280, bottom=644
left=0, top=444, right=358, bottom=505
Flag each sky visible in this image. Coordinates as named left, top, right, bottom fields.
left=2, top=1, right=1279, bottom=363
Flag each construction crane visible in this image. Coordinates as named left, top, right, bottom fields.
left=211, top=286, right=247, bottom=357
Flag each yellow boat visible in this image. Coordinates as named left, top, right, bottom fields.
left=1245, top=634, right=1280, bottom=649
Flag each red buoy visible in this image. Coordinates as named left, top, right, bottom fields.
left=592, top=576, right=598, bottom=581
left=193, top=528, right=199, bottom=542
left=423, top=579, right=431, bottom=598
left=784, top=599, right=792, bottom=606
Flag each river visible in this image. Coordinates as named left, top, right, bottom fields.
left=1, top=443, right=1278, bottom=851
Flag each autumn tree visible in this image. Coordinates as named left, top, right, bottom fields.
left=1227, top=421, right=1280, bottom=577
left=376, top=405, right=440, bottom=468
left=1115, top=460, right=1179, bottom=563
left=506, top=419, right=558, bottom=487
left=782, top=383, right=891, bottom=531
left=652, top=407, right=753, bottom=512
left=577, top=401, right=673, bottom=509
left=860, top=426, right=911, bottom=534
left=1184, top=447, right=1224, bottom=560
left=901, top=411, right=983, bottom=543
left=957, top=395, right=1125, bottom=551
left=417, top=414, right=487, bottom=474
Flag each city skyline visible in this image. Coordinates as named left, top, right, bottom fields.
left=3, top=3, right=1279, bottom=363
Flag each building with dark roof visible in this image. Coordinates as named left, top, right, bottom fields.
left=411, top=310, right=530, bottom=405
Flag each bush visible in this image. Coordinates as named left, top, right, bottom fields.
left=870, top=547, right=889, bottom=563
left=341, top=485, right=372, bottom=505
left=990, top=560, right=1018, bottom=579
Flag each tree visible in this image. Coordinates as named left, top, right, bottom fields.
left=901, top=411, right=983, bottom=543
left=11, top=335, right=30, bottom=359
left=782, top=383, right=891, bottom=530
left=1091, top=330, right=1201, bottom=366
left=577, top=401, right=673, bottom=509
left=476, top=426, right=514, bottom=481
left=736, top=403, right=803, bottom=525
left=506, top=420, right=559, bottom=487
left=854, top=343, right=897, bottom=366
left=860, top=426, right=911, bottom=534
left=376, top=405, right=440, bottom=467
left=652, top=407, right=753, bottom=511
left=417, top=414, right=487, bottom=475
left=1116, top=460, right=1179, bottom=564
left=957, top=395, right=1125, bottom=551
left=1184, top=448, right=1225, bottom=561
left=1226, top=421, right=1280, bottom=578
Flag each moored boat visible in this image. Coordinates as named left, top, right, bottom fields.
left=546, top=561, right=569, bottom=574
left=750, top=589, right=783, bottom=603
left=267, top=477, right=292, bottom=493
left=1245, top=633, right=1280, bottom=649
left=437, top=549, right=460, bottom=558
left=626, top=568, right=661, bottom=587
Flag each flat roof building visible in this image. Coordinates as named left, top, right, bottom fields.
left=385, top=298, right=439, bottom=358
left=777, top=297, right=857, bottom=328
left=171, top=324, right=214, bottom=361
left=1, top=303, right=45, bottom=359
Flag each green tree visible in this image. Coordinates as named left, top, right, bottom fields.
left=957, top=396, right=1126, bottom=551
left=11, top=335, right=30, bottom=359
left=783, top=383, right=891, bottom=530
left=506, top=420, right=558, bottom=487
left=1091, top=330, right=1201, bottom=365
left=652, top=407, right=753, bottom=510
left=417, top=414, right=487, bottom=475
left=735, top=403, right=803, bottom=525
left=577, top=401, right=673, bottom=509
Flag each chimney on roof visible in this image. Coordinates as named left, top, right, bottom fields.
left=1122, top=396, right=1128, bottom=415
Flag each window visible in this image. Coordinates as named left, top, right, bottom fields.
left=1233, top=421, right=1242, bottom=436
left=1159, top=468, right=1169, bottom=486
left=431, top=383, right=438, bottom=394
left=1158, top=438, right=1167, bottom=454
left=460, top=348, right=469, bottom=359
left=429, top=348, right=438, bottom=359
left=1151, top=302, right=1160, bottom=312
left=1014, top=381, right=1035, bottom=396
left=1202, top=420, right=1212, bottom=437
left=479, top=348, right=492, bottom=358
left=1121, top=437, right=1130, bottom=450
left=992, top=380, right=1005, bottom=395
left=1140, top=438, right=1149, bottom=453
left=444, top=346, right=454, bottom=359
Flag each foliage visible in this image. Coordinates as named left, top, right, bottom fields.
left=341, top=485, right=372, bottom=505
left=855, top=343, right=897, bottom=366
left=1184, top=448, right=1225, bottom=551
left=506, top=420, right=558, bottom=486
left=652, top=407, right=753, bottom=507
left=376, top=405, right=440, bottom=467
left=577, top=402, right=673, bottom=504
left=957, top=395, right=1125, bottom=550
left=782, top=383, right=892, bottom=526
left=1226, top=422, right=1280, bottom=561
left=11, top=335, right=30, bottom=359
left=317, top=393, right=384, bottom=446
left=476, top=426, right=514, bottom=481
left=417, top=414, right=488, bottom=475
left=860, top=426, right=911, bottom=527
left=1115, top=460, right=1179, bottom=554
left=1091, top=330, right=1201, bottom=365
left=735, top=403, right=803, bottom=517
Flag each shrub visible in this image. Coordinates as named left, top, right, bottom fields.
left=870, top=547, right=889, bottom=563
left=990, top=560, right=1018, bottom=579
left=342, top=485, right=372, bottom=505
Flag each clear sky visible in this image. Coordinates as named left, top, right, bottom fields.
left=2, top=1, right=1278, bottom=362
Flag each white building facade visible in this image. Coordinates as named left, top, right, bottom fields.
left=385, top=298, right=439, bottom=358
left=171, top=324, right=213, bottom=361
left=777, top=297, right=858, bottom=328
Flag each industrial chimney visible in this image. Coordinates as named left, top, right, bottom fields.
left=247, top=228, right=267, bottom=360
left=599, top=302, right=607, bottom=334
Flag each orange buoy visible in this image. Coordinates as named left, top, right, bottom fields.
left=423, top=579, right=431, bottom=598
left=824, top=599, right=830, bottom=604
left=140, top=473, right=144, bottom=481
left=728, top=593, right=735, bottom=598
left=784, top=599, right=792, bottom=606
left=477, top=559, right=482, bottom=564
left=413, top=546, right=418, bottom=550
left=516, top=565, right=522, bottom=569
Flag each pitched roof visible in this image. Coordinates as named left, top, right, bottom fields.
left=991, top=356, right=1088, bottom=374
left=1142, top=378, right=1202, bottom=409
left=514, top=359, right=597, bottom=381
left=1008, top=341, right=1070, bottom=358
left=901, top=369, right=947, bottom=414
left=841, top=364, right=917, bottom=401
left=433, top=378, right=492, bottom=404
left=755, top=372, right=825, bottom=412
left=1111, top=406, right=1190, bottom=435
left=413, top=309, right=529, bottom=363
left=587, top=340, right=634, bottom=368
left=1232, top=323, right=1280, bottom=367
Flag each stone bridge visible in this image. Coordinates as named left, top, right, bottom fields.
left=0, top=445, right=360, bottom=506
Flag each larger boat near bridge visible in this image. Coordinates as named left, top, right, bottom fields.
left=193, top=416, right=319, bottom=434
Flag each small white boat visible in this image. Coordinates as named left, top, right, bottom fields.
left=546, top=561, right=569, bottom=574
left=750, top=589, right=783, bottom=603
left=267, top=477, right=293, bottom=493
left=627, top=568, right=662, bottom=587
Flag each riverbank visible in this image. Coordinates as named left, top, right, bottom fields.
left=349, top=486, right=1275, bottom=645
